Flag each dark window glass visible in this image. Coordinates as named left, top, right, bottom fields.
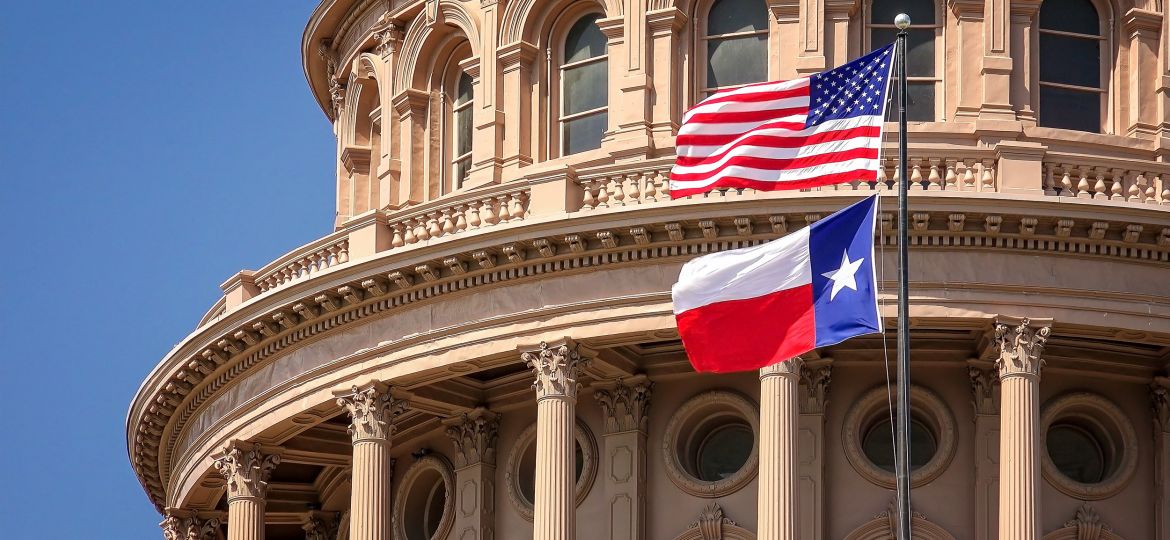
left=886, top=79, right=935, bottom=121
left=563, top=111, right=607, bottom=154
left=565, top=15, right=605, bottom=63
left=707, top=0, right=768, bottom=35
left=1039, top=34, right=1100, bottom=87
left=455, top=72, right=473, bottom=105
left=862, top=418, right=937, bottom=472
left=455, top=108, right=472, bottom=156
left=1039, top=0, right=1100, bottom=35
left=707, top=34, right=768, bottom=89
left=1047, top=424, right=1106, bottom=483
left=696, top=423, right=754, bottom=481
left=563, top=59, right=608, bottom=114
left=1039, top=86, right=1100, bottom=131
left=424, top=482, right=446, bottom=538
left=870, top=28, right=935, bottom=77
left=871, top=0, right=935, bottom=25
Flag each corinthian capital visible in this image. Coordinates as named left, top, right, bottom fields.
left=1153, top=377, right=1170, bottom=433
left=212, top=442, right=281, bottom=501
left=523, top=341, right=589, bottom=400
left=160, top=513, right=183, bottom=540
left=800, top=363, right=833, bottom=414
left=761, top=357, right=804, bottom=378
left=969, top=366, right=1000, bottom=415
left=334, top=382, right=410, bottom=443
left=594, top=376, right=653, bottom=434
left=444, top=407, right=500, bottom=467
left=302, top=512, right=338, bottom=540
left=184, top=516, right=221, bottom=540
left=992, top=317, right=1052, bottom=379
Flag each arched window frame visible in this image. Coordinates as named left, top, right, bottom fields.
left=545, top=8, right=610, bottom=158
left=694, top=0, right=773, bottom=99
left=863, top=0, right=945, bottom=121
left=1034, top=0, right=1114, bottom=134
left=432, top=41, right=475, bottom=196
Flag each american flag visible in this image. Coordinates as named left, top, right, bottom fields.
left=670, top=45, right=895, bottom=198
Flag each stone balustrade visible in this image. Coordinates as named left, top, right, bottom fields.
left=1043, top=160, right=1170, bottom=203
left=254, top=232, right=351, bottom=292
left=385, top=186, right=529, bottom=248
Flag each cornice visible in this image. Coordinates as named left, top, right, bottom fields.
left=127, top=193, right=1170, bottom=511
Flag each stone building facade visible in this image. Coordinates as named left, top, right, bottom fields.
left=128, top=0, right=1170, bottom=539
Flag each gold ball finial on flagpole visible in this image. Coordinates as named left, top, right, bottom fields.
left=894, top=13, right=911, bottom=29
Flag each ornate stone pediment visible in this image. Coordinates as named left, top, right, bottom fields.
left=670, top=503, right=756, bottom=540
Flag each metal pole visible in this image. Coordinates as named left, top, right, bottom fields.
left=893, top=13, right=913, bottom=540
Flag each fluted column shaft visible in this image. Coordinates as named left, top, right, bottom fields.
left=524, top=341, right=588, bottom=540
left=758, top=359, right=802, bottom=540
left=227, top=498, right=264, bottom=540
left=335, top=382, right=409, bottom=540
left=993, top=318, right=1050, bottom=540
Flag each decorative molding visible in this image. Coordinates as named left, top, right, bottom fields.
left=593, top=376, right=653, bottom=434
left=969, top=366, right=1000, bottom=415
left=761, top=358, right=803, bottom=377
left=334, top=382, right=409, bottom=443
left=212, top=442, right=280, bottom=501
left=392, top=454, right=455, bottom=540
left=1041, top=504, right=1123, bottom=540
left=1039, top=392, right=1139, bottom=500
left=842, top=500, right=956, bottom=540
left=523, top=341, right=589, bottom=401
left=443, top=407, right=500, bottom=467
left=992, top=317, right=1052, bottom=379
left=669, top=503, right=756, bottom=540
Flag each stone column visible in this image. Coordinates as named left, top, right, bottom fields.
left=594, top=376, right=653, bottom=540
left=1152, top=379, right=1170, bottom=540
left=523, top=341, right=589, bottom=540
left=444, top=408, right=501, bottom=540
left=758, top=359, right=803, bottom=540
left=993, top=317, right=1051, bottom=540
left=970, top=366, right=1001, bottom=540
left=213, top=442, right=281, bottom=540
left=798, top=362, right=832, bottom=540
left=335, top=382, right=409, bottom=540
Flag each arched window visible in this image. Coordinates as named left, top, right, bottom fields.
left=701, top=0, right=769, bottom=96
left=560, top=14, right=608, bottom=155
left=868, top=0, right=940, bottom=121
left=1038, top=0, right=1104, bottom=132
left=450, top=71, right=473, bottom=190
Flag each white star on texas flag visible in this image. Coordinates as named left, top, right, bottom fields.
left=821, top=251, right=864, bottom=301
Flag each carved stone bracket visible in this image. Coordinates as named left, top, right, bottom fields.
left=991, top=317, right=1052, bottom=379
left=594, top=376, right=653, bottom=434
left=212, top=442, right=281, bottom=501
left=523, top=341, right=589, bottom=400
left=800, top=363, right=832, bottom=414
left=334, top=381, right=410, bottom=443
left=444, top=407, right=500, bottom=467
left=1062, top=504, right=1113, bottom=539
left=969, top=366, right=1000, bottom=415
left=302, top=511, right=339, bottom=540
left=692, top=503, right=736, bottom=540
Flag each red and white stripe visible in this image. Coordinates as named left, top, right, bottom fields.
left=669, top=78, right=884, bottom=198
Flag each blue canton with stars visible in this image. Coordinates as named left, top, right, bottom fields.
left=806, top=44, right=895, bottom=128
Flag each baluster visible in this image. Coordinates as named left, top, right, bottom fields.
left=1060, top=165, right=1073, bottom=196
left=467, top=200, right=482, bottom=228
left=643, top=172, right=657, bottom=202
left=427, top=213, right=442, bottom=238
left=338, top=241, right=350, bottom=263
left=875, top=159, right=888, bottom=190
left=481, top=197, right=499, bottom=225
left=512, top=191, right=528, bottom=220
left=1161, top=178, right=1170, bottom=204
left=441, top=209, right=456, bottom=234
left=454, top=205, right=468, bottom=231
left=581, top=180, right=598, bottom=210
left=980, top=159, right=994, bottom=191
left=414, top=216, right=430, bottom=241
left=927, top=159, right=941, bottom=190
left=1092, top=170, right=1107, bottom=199
left=891, top=159, right=901, bottom=190
left=1145, top=175, right=1158, bottom=204
left=1109, top=170, right=1124, bottom=200
left=1075, top=168, right=1090, bottom=198
left=658, top=171, right=671, bottom=199
left=962, top=159, right=976, bottom=190
left=596, top=178, right=610, bottom=208
left=391, top=223, right=405, bottom=248
left=944, top=160, right=957, bottom=191
left=626, top=173, right=641, bottom=204
left=1131, top=173, right=1146, bottom=203
left=1042, top=163, right=1056, bottom=196
left=908, top=160, right=923, bottom=190
left=497, top=195, right=512, bottom=222
left=612, top=175, right=627, bottom=206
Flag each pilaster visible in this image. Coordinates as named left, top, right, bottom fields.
left=949, top=0, right=985, bottom=120
left=391, top=89, right=430, bottom=206
left=1153, top=378, right=1170, bottom=540
left=522, top=340, right=590, bottom=540
left=798, top=360, right=832, bottom=540
left=597, top=15, right=653, bottom=160
left=1008, top=0, right=1042, bottom=124
left=372, top=20, right=403, bottom=208
left=497, top=41, right=537, bottom=173
left=469, top=1, right=506, bottom=187
left=646, top=8, right=688, bottom=150
left=594, top=376, right=653, bottom=540
left=213, top=442, right=281, bottom=540
left=1126, top=9, right=1163, bottom=139
left=444, top=408, right=501, bottom=540
left=758, top=359, right=803, bottom=540
left=335, top=382, right=410, bottom=540
left=969, top=365, right=1001, bottom=540
left=990, top=316, right=1051, bottom=540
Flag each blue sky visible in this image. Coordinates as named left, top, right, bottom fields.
left=0, top=2, right=334, bottom=537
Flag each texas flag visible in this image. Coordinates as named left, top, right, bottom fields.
left=672, top=195, right=882, bottom=372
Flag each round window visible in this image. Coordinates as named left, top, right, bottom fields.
left=1047, top=423, right=1106, bottom=484
left=861, top=417, right=937, bottom=472
left=842, top=385, right=956, bottom=489
left=696, top=423, right=754, bottom=481
left=662, top=390, right=760, bottom=498
left=505, top=420, right=598, bottom=522
left=1040, top=393, right=1137, bottom=500
left=393, top=455, right=454, bottom=540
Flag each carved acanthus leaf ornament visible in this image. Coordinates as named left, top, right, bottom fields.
left=1153, top=377, right=1170, bottom=432
left=184, top=516, right=220, bottom=540
left=993, top=318, right=1051, bottom=379
left=336, top=383, right=409, bottom=443
left=524, top=342, right=588, bottom=400
left=160, top=514, right=183, bottom=540
left=212, top=442, right=280, bottom=500
left=595, top=378, right=653, bottom=434
left=969, top=366, right=1000, bottom=415
left=302, top=513, right=338, bottom=540
left=800, top=364, right=832, bottom=414
left=444, top=408, right=500, bottom=467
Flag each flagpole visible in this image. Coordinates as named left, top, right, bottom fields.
left=893, top=13, right=913, bottom=540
